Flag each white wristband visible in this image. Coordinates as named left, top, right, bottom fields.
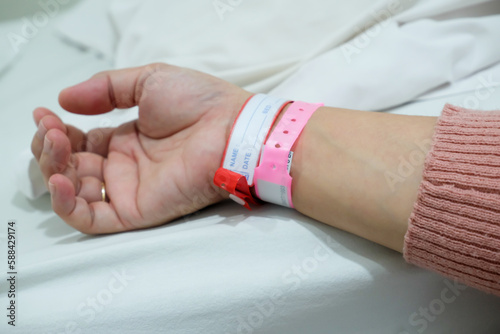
left=220, top=94, right=289, bottom=185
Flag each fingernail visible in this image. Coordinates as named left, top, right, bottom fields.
left=48, top=182, right=55, bottom=195
left=37, top=121, right=47, bottom=140
left=44, top=136, right=52, bottom=153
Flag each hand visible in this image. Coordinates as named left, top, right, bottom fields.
left=31, top=63, right=252, bottom=233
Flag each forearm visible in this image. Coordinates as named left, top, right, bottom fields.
left=289, top=106, right=437, bottom=252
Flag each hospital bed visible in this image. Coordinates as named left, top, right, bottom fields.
left=1, top=1, right=500, bottom=333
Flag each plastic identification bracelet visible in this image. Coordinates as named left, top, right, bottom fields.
left=214, top=94, right=290, bottom=208
left=254, top=101, right=323, bottom=208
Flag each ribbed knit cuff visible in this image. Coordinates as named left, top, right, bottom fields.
left=404, top=104, right=500, bottom=296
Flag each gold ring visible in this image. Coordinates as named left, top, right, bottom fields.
left=101, top=182, right=108, bottom=202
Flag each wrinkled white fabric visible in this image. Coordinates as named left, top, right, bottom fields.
left=0, top=20, right=25, bottom=74
left=57, top=0, right=414, bottom=92
left=272, top=14, right=500, bottom=110
left=54, top=0, right=500, bottom=109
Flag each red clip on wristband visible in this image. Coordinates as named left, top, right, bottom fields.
left=213, top=168, right=255, bottom=209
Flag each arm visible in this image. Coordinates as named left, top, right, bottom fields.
left=30, top=63, right=436, bottom=246
left=278, top=103, right=500, bottom=295
left=31, top=64, right=500, bottom=295
left=289, top=106, right=437, bottom=252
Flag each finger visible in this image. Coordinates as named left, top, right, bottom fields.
left=58, top=65, right=153, bottom=115
left=38, top=129, right=73, bottom=188
left=39, top=128, right=108, bottom=188
left=33, top=107, right=57, bottom=126
left=77, top=176, right=106, bottom=203
left=58, top=63, right=199, bottom=139
left=74, top=152, right=105, bottom=181
left=49, top=174, right=129, bottom=234
left=64, top=124, right=114, bottom=157
left=31, top=114, right=66, bottom=161
left=32, top=112, right=114, bottom=161
left=81, top=127, right=114, bottom=156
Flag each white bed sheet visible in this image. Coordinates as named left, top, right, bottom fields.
left=2, top=2, right=500, bottom=334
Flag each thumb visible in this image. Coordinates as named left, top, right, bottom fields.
left=58, top=66, right=151, bottom=115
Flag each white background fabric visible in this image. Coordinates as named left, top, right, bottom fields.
left=2, top=0, right=500, bottom=333
left=55, top=0, right=500, bottom=109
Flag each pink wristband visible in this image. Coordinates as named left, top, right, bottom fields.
left=254, top=101, right=323, bottom=208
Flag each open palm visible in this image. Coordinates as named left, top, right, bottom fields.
left=31, top=64, right=252, bottom=233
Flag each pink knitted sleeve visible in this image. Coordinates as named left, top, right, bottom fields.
left=404, top=104, right=500, bottom=296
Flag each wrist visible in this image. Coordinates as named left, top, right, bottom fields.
left=224, top=90, right=254, bottom=144
left=214, top=93, right=291, bottom=207
left=259, top=103, right=326, bottom=207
